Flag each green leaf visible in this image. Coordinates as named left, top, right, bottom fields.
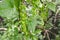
left=0, top=7, right=18, bottom=19
left=27, top=14, right=38, bottom=33
left=0, top=0, right=14, bottom=9
left=14, top=0, right=20, bottom=8
left=0, top=0, right=18, bottom=19
left=46, top=2, right=56, bottom=12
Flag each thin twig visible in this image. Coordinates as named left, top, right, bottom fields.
left=0, top=28, right=7, bottom=31
left=47, top=32, right=50, bottom=40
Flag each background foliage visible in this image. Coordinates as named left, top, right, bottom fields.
left=0, top=0, right=60, bottom=40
